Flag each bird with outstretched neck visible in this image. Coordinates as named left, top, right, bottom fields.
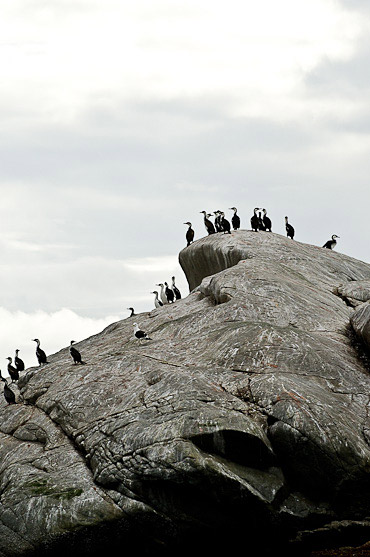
left=171, top=277, right=181, bottom=300
left=262, top=209, right=272, bottom=232
left=251, top=208, right=259, bottom=232
left=70, top=341, right=86, bottom=365
left=323, top=235, right=339, bottom=250
left=285, top=216, right=295, bottom=239
left=14, top=349, right=25, bottom=372
left=151, top=291, right=163, bottom=308
left=32, top=338, right=48, bottom=366
left=6, top=358, right=19, bottom=383
left=200, top=211, right=215, bottom=235
left=156, top=283, right=168, bottom=305
left=184, top=222, right=194, bottom=247
left=229, top=207, right=240, bottom=230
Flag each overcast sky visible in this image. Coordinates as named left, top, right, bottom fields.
left=1, top=0, right=370, bottom=369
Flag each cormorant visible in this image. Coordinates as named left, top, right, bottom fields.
left=127, top=307, right=136, bottom=317
left=220, top=212, right=231, bottom=234
left=133, top=323, right=152, bottom=344
left=258, top=210, right=266, bottom=231
left=70, top=341, right=86, bottom=365
left=6, top=358, right=19, bottom=383
left=171, top=276, right=181, bottom=300
left=251, top=208, right=259, bottom=231
left=262, top=209, right=272, bottom=232
left=164, top=282, right=175, bottom=303
left=32, top=338, right=48, bottom=366
left=0, top=372, right=16, bottom=405
left=14, top=349, right=24, bottom=372
left=229, top=207, right=240, bottom=230
left=285, top=216, right=295, bottom=239
left=200, top=211, right=215, bottom=235
left=156, top=283, right=168, bottom=305
left=323, top=235, right=339, bottom=250
left=184, top=222, right=194, bottom=247
left=151, top=291, right=163, bottom=308
left=213, top=211, right=222, bottom=232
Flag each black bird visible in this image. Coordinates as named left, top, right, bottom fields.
left=32, top=338, right=48, bottom=366
left=0, top=371, right=16, bottom=405
left=323, top=235, right=339, bottom=250
left=220, top=212, right=231, bottom=234
left=6, top=358, right=19, bottom=383
left=200, top=211, right=215, bottom=235
left=213, top=211, right=222, bottom=232
left=69, top=341, right=86, bottom=365
left=164, top=282, right=175, bottom=303
left=171, top=276, right=181, bottom=300
left=285, top=216, right=295, bottom=239
left=251, top=208, right=259, bottom=231
left=229, top=207, right=240, bottom=230
left=14, top=349, right=25, bottom=372
left=133, top=323, right=152, bottom=344
left=151, top=291, right=164, bottom=308
left=184, top=222, right=194, bottom=247
left=258, top=210, right=266, bottom=231
left=262, top=209, right=272, bottom=232
left=127, top=307, right=136, bottom=317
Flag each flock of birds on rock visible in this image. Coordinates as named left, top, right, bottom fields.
left=0, top=277, right=183, bottom=405
left=0, top=339, right=86, bottom=405
left=0, top=204, right=340, bottom=406
left=184, top=206, right=339, bottom=250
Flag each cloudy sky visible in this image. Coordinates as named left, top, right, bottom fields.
left=1, top=0, right=369, bottom=369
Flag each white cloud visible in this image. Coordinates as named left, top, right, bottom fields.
left=0, top=0, right=363, bottom=124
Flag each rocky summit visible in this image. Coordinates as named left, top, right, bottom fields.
left=1, top=231, right=370, bottom=556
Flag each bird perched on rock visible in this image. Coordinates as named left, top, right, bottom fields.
left=262, top=209, right=272, bottom=232
left=164, top=282, right=175, bottom=303
left=6, top=358, right=19, bottom=383
left=213, top=211, right=222, bottom=232
left=133, top=323, right=152, bottom=344
left=220, top=212, right=231, bottom=234
left=323, top=235, right=339, bottom=250
left=70, top=341, right=86, bottom=365
left=285, top=216, right=295, bottom=239
left=251, top=208, right=259, bottom=232
left=184, top=222, right=194, bottom=247
left=0, top=371, right=16, bottom=405
left=151, top=291, right=163, bottom=308
left=127, top=307, right=136, bottom=317
left=32, top=338, right=48, bottom=366
left=14, top=349, right=24, bottom=372
left=200, top=211, right=215, bottom=235
left=258, top=210, right=266, bottom=231
left=229, top=207, right=240, bottom=230
left=171, top=276, right=181, bottom=300
left=156, top=283, right=168, bottom=305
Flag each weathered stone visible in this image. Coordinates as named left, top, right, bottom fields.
left=351, top=301, right=370, bottom=350
left=337, top=280, right=370, bottom=307
left=1, top=230, right=370, bottom=555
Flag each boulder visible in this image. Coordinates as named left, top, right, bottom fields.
left=0, top=231, right=370, bottom=555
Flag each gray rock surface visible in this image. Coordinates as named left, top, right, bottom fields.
left=1, top=231, right=370, bottom=556
left=351, top=302, right=370, bottom=350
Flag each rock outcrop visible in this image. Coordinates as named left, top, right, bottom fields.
left=1, top=231, right=370, bottom=556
